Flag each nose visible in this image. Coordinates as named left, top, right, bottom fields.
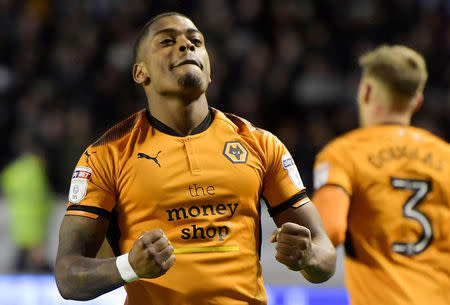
left=179, top=40, right=195, bottom=52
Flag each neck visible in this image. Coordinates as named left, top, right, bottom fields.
left=145, top=90, right=209, bottom=136
left=364, top=111, right=412, bottom=127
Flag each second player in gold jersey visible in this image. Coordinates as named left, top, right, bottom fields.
left=313, top=45, right=450, bottom=305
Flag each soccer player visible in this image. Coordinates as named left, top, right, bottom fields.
left=312, top=45, right=450, bottom=305
left=55, top=12, right=336, bottom=305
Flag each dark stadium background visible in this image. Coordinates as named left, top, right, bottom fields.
left=0, top=0, right=448, bottom=304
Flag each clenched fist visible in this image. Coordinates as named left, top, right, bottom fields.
left=270, top=222, right=313, bottom=271
left=128, top=229, right=175, bottom=278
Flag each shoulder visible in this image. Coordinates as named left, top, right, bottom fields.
left=92, top=109, right=148, bottom=149
left=215, top=109, right=281, bottom=143
left=215, top=109, right=256, bottom=132
left=410, top=126, right=448, bottom=147
left=319, top=129, right=362, bottom=155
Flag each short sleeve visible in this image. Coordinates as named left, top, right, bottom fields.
left=313, top=140, right=353, bottom=195
left=261, top=132, right=309, bottom=216
left=65, top=145, right=117, bottom=219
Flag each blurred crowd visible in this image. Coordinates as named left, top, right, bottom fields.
left=1, top=0, right=449, bottom=196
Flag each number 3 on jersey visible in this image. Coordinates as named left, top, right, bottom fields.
left=390, top=177, right=433, bottom=256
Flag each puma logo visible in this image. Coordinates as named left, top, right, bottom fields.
left=228, top=145, right=243, bottom=160
left=137, top=151, right=162, bottom=167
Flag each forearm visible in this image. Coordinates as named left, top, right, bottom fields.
left=301, top=236, right=336, bottom=283
left=55, top=255, right=125, bottom=300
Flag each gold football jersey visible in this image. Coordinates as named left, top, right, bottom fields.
left=66, top=108, right=309, bottom=305
left=314, top=125, right=450, bottom=305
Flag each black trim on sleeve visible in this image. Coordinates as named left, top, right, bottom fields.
left=106, top=209, right=122, bottom=256
left=266, top=190, right=309, bottom=217
left=344, top=230, right=357, bottom=259
left=67, top=204, right=112, bottom=219
left=257, top=198, right=263, bottom=259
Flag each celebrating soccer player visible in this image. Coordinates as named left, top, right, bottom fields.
left=55, top=12, right=336, bottom=304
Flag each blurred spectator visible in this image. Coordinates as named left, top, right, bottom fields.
left=0, top=130, right=53, bottom=273
left=0, top=0, right=448, bottom=196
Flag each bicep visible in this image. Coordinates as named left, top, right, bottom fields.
left=312, top=185, right=350, bottom=246
left=56, top=215, right=110, bottom=260
left=54, top=216, right=125, bottom=300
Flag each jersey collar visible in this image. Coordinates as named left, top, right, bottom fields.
left=146, top=107, right=215, bottom=137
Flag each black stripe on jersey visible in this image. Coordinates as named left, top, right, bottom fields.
left=257, top=198, right=262, bottom=259
left=67, top=205, right=112, bottom=219
left=344, top=230, right=357, bottom=259
left=106, top=209, right=122, bottom=256
left=266, top=190, right=309, bottom=217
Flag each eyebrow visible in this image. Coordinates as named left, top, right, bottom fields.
left=152, top=28, right=202, bottom=38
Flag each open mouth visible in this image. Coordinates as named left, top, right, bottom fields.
left=171, top=59, right=203, bottom=70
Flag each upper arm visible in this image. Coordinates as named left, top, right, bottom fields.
left=312, top=140, right=353, bottom=246
left=55, top=215, right=125, bottom=300
left=260, top=132, right=307, bottom=215
left=312, top=185, right=350, bottom=246
left=58, top=144, right=116, bottom=261
left=56, top=215, right=110, bottom=263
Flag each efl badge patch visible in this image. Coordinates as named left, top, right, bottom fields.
left=223, top=141, right=248, bottom=163
left=282, top=154, right=304, bottom=190
left=313, top=162, right=330, bottom=190
left=69, top=166, right=92, bottom=203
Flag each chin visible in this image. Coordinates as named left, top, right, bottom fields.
left=177, top=72, right=204, bottom=88
left=177, top=73, right=207, bottom=99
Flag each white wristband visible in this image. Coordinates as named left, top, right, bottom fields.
left=116, top=253, right=139, bottom=283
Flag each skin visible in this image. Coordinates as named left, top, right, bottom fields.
left=132, top=15, right=212, bottom=135
left=55, top=14, right=336, bottom=301
left=356, top=74, right=422, bottom=128
left=55, top=216, right=175, bottom=300
left=313, top=73, right=424, bottom=247
left=271, top=203, right=336, bottom=283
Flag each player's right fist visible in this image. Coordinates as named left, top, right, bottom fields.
left=128, top=229, right=175, bottom=279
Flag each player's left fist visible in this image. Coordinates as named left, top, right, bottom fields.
left=270, top=222, right=312, bottom=271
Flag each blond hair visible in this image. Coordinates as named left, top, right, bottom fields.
left=359, top=45, right=428, bottom=100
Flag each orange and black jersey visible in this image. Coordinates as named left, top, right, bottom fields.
left=66, top=108, right=310, bottom=305
left=314, top=125, right=450, bottom=305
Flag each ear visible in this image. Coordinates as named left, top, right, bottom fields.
left=362, top=83, right=371, bottom=104
left=412, top=92, right=423, bottom=113
left=132, top=63, right=150, bottom=85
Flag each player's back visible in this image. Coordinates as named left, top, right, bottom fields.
left=322, top=125, right=450, bottom=305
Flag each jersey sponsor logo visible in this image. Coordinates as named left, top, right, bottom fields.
left=166, top=202, right=239, bottom=241
left=223, top=141, right=248, bottom=164
left=313, top=162, right=330, bottom=190
left=69, top=166, right=92, bottom=204
left=72, top=168, right=92, bottom=179
left=165, top=183, right=240, bottom=242
left=137, top=151, right=162, bottom=167
left=281, top=154, right=304, bottom=190
left=282, top=155, right=295, bottom=169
